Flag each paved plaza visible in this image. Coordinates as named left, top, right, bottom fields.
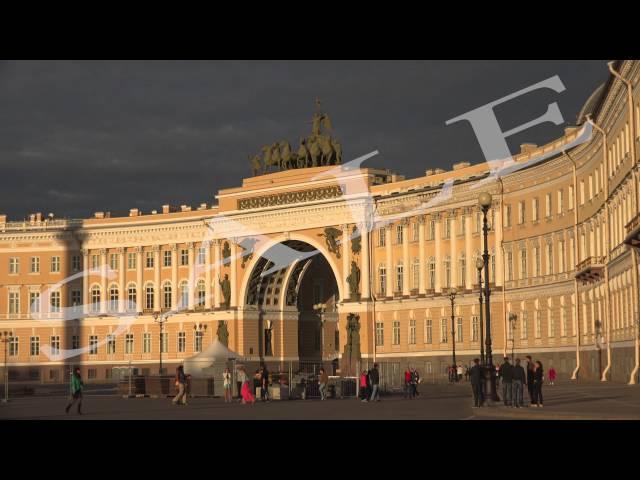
left=1, top=383, right=639, bottom=420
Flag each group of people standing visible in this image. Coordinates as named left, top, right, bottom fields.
left=359, top=363, right=381, bottom=402
left=469, top=355, right=549, bottom=408
left=403, top=367, right=421, bottom=399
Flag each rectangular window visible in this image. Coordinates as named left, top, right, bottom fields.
left=50, top=335, right=60, bottom=355
left=412, top=260, right=420, bottom=290
left=429, top=220, right=436, bottom=240
left=378, top=228, right=386, bottom=247
left=198, top=247, right=206, bottom=265
left=72, top=335, right=80, bottom=350
left=504, top=205, right=512, bottom=228
left=521, top=311, right=528, bottom=340
left=547, top=244, right=554, bottom=275
left=545, top=193, right=552, bottom=218
left=71, top=290, right=81, bottom=307
left=535, top=311, right=542, bottom=338
left=409, top=319, right=416, bottom=345
left=89, top=335, right=98, bottom=355
left=440, top=318, right=448, bottom=343
left=145, top=252, right=154, bottom=268
left=396, top=264, right=403, bottom=293
left=178, top=331, right=186, bottom=353
left=30, top=291, right=40, bottom=313
left=91, top=255, right=100, bottom=270
left=532, top=198, right=539, bottom=222
left=558, top=240, right=566, bottom=273
left=50, top=291, right=61, bottom=313
left=72, top=255, right=81, bottom=272
left=378, top=265, right=386, bottom=296
left=425, top=319, right=432, bottom=344
left=472, top=316, right=479, bottom=342
left=194, top=331, right=203, bottom=352
left=143, top=333, right=151, bottom=353
left=30, top=256, right=40, bottom=273
left=51, top=256, right=61, bottom=273
left=507, top=251, right=513, bottom=281
left=444, top=218, right=451, bottom=238
left=375, top=322, right=384, bottom=346
left=125, top=333, right=134, bottom=354
left=557, top=190, right=564, bottom=214
left=9, top=336, right=18, bottom=356
left=456, top=317, right=463, bottom=342
left=569, top=185, right=574, bottom=210
left=164, top=250, right=172, bottom=267
left=518, top=201, right=525, bottom=224
left=107, top=334, right=116, bottom=354
left=109, top=254, right=118, bottom=271
left=88, top=369, right=97, bottom=380
left=9, top=291, right=20, bottom=314
left=392, top=321, right=400, bottom=345
left=412, top=222, right=419, bottom=242
left=9, top=257, right=19, bottom=274
left=580, top=180, right=585, bottom=205
left=428, top=260, right=435, bottom=289
left=520, top=250, right=527, bottom=280
left=534, top=247, right=541, bottom=277
left=30, top=336, right=40, bottom=356
left=127, top=252, right=137, bottom=270
left=396, top=225, right=403, bottom=244
left=180, top=249, right=189, bottom=266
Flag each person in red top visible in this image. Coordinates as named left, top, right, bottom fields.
left=548, top=366, right=556, bottom=385
left=404, top=368, right=412, bottom=399
left=360, top=370, right=370, bottom=402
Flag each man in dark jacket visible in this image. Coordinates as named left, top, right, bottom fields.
left=469, top=358, right=484, bottom=408
left=512, top=358, right=527, bottom=408
left=369, top=364, right=380, bottom=402
left=500, top=357, right=514, bottom=407
left=260, top=364, right=270, bottom=402
left=525, top=355, right=535, bottom=405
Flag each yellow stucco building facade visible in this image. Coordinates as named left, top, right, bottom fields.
left=1, top=60, right=639, bottom=385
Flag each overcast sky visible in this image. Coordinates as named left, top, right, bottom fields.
left=0, top=60, right=610, bottom=220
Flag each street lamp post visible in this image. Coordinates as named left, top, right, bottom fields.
left=1, top=331, right=12, bottom=403
left=476, top=257, right=485, bottom=366
left=449, top=288, right=458, bottom=378
left=508, top=313, right=517, bottom=364
left=479, top=191, right=499, bottom=402
left=153, top=312, right=169, bottom=375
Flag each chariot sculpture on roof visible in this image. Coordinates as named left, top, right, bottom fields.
left=249, top=100, right=342, bottom=175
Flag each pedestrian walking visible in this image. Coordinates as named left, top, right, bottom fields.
left=369, top=363, right=381, bottom=402
left=404, top=367, right=412, bottom=399
left=318, top=368, right=329, bottom=400
left=260, top=364, right=270, bottom=402
left=360, top=370, right=369, bottom=402
left=500, top=358, right=514, bottom=407
left=65, top=367, right=84, bottom=415
left=548, top=366, right=556, bottom=386
left=413, top=368, right=421, bottom=397
left=495, top=364, right=501, bottom=388
left=512, top=358, right=526, bottom=408
left=465, top=366, right=470, bottom=382
left=172, top=365, right=187, bottom=405
left=532, top=361, right=544, bottom=407
left=223, top=367, right=233, bottom=403
left=185, top=374, right=192, bottom=404
left=469, top=358, right=483, bottom=408
left=238, top=367, right=255, bottom=404
left=457, top=364, right=463, bottom=382
left=525, top=355, right=535, bottom=405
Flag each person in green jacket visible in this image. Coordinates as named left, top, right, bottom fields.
left=65, top=367, right=84, bottom=415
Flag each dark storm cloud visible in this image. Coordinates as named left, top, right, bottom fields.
left=0, top=60, right=609, bottom=219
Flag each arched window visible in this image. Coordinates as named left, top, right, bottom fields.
left=179, top=281, right=189, bottom=309
left=145, top=284, right=155, bottom=310
left=163, top=282, right=172, bottom=310
left=127, top=283, right=137, bottom=312
left=197, top=280, right=206, bottom=307
left=90, top=285, right=101, bottom=313
left=109, top=284, right=119, bottom=312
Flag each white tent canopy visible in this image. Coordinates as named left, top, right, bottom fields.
left=183, top=339, right=240, bottom=377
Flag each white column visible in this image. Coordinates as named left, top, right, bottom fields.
left=213, top=240, right=221, bottom=308
left=118, top=248, right=125, bottom=312
left=385, top=225, right=393, bottom=296
left=136, top=247, right=143, bottom=313
left=418, top=216, right=426, bottom=295
left=434, top=215, right=442, bottom=293
left=100, top=249, right=107, bottom=314
left=342, top=225, right=350, bottom=298
left=171, top=244, right=178, bottom=310
left=153, top=246, right=161, bottom=312
left=449, top=211, right=457, bottom=288
left=82, top=249, right=89, bottom=315
left=402, top=219, right=410, bottom=296
left=230, top=240, right=238, bottom=308
left=360, top=224, right=370, bottom=299
left=465, top=210, right=473, bottom=289
left=188, top=243, right=195, bottom=310
left=494, top=205, right=504, bottom=286
left=204, top=240, right=212, bottom=310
